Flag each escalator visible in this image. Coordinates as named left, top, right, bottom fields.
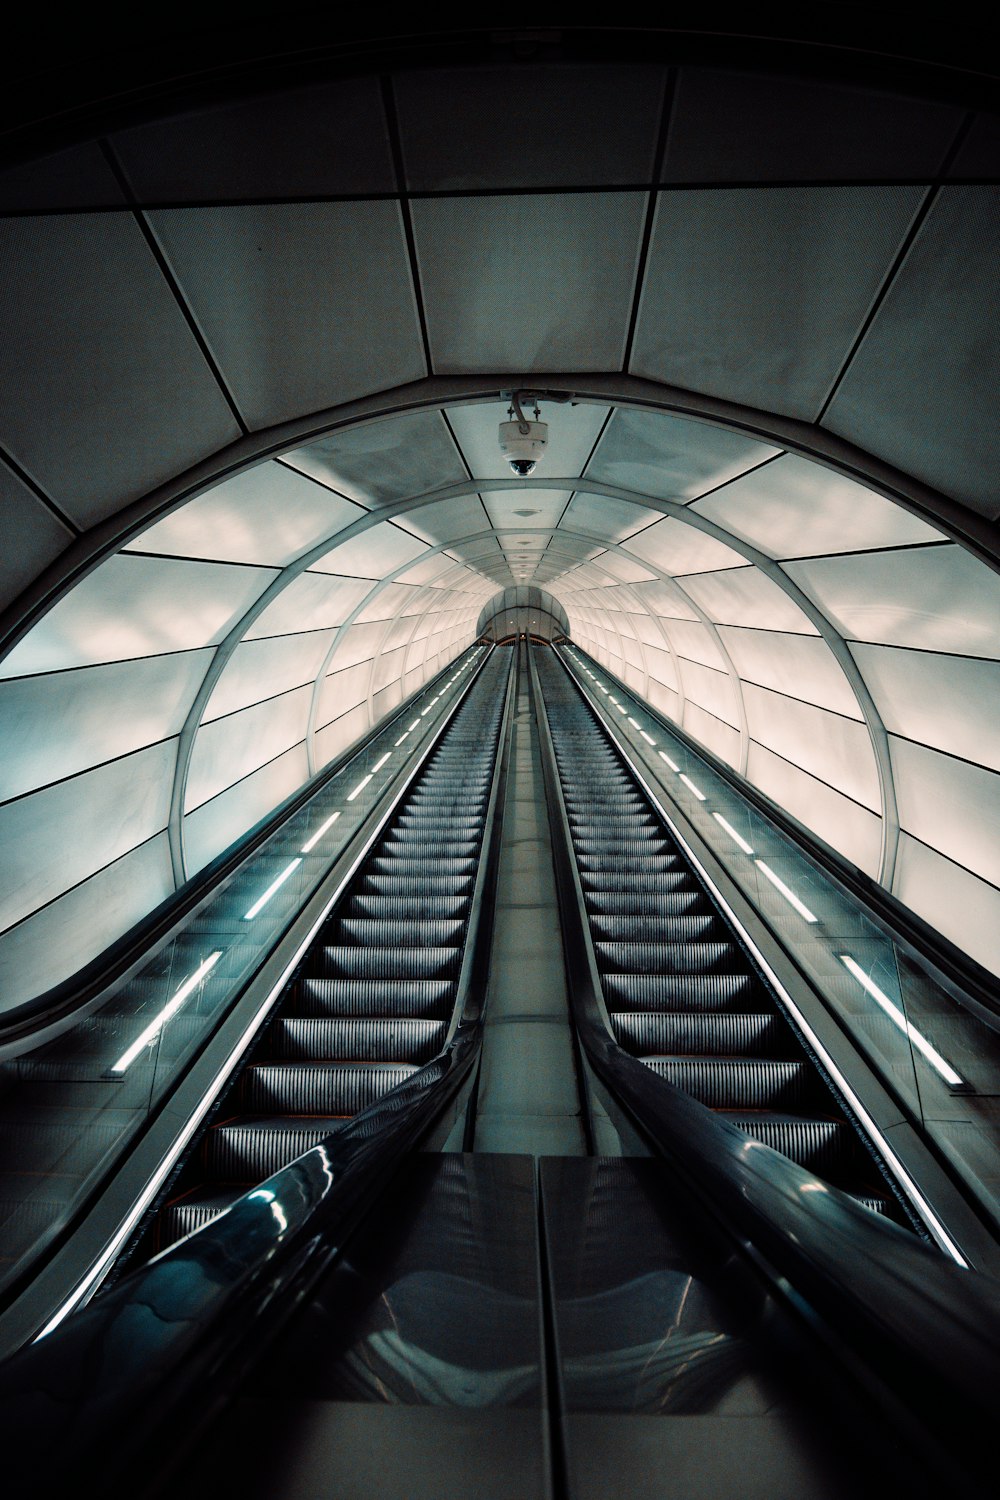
left=2, top=642, right=1000, bottom=1500
left=532, top=648, right=908, bottom=1224
left=124, top=645, right=511, bottom=1261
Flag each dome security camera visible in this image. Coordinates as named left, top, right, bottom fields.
left=499, top=417, right=548, bottom=477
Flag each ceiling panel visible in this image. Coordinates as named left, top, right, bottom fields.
left=482, top=489, right=573, bottom=530
left=314, top=701, right=370, bottom=772
left=719, top=627, right=862, bottom=719
left=125, top=460, right=365, bottom=566
left=560, top=491, right=657, bottom=542
left=747, top=740, right=882, bottom=877
left=112, top=77, right=395, bottom=200
left=186, top=684, right=313, bottom=813
left=184, top=743, right=310, bottom=879
left=412, top=195, right=646, bottom=373
left=783, top=545, right=1000, bottom=657
left=245, top=573, right=373, bottom=639
left=394, top=494, right=492, bottom=546
left=626, top=578, right=699, bottom=620
left=148, top=202, right=426, bottom=429
left=680, top=567, right=820, bottom=635
left=890, top=736, right=1000, bottom=887
left=585, top=407, right=780, bottom=503
left=692, top=453, right=943, bottom=558
left=661, top=619, right=728, bottom=671
left=623, top=517, right=749, bottom=576
left=311, top=522, right=428, bottom=578
left=0, top=650, right=210, bottom=804
left=631, top=187, right=923, bottom=421
left=587, top=550, right=658, bottom=584
left=664, top=68, right=961, bottom=182
left=203, top=632, right=335, bottom=723
left=824, top=188, right=1000, bottom=520
left=445, top=400, right=609, bottom=481
left=0, top=213, right=242, bottom=526
left=0, top=459, right=74, bottom=612
left=0, top=738, right=175, bottom=933
left=850, top=644, right=1000, bottom=771
left=393, top=553, right=458, bottom=587
left=682, top=702, right=741, bottom=768
left=678, top=657, right=740, bottom=728
left=744, top=683, right=880, bottom=811
left=284, top=410, right=468, bottom=509
left=892, top=834, right=1000, bottom=977
left=0, top=554, right=276, bottom=677
left=0, top=141, right=126, bottom=212
left=394, top=64, right=665, bottom=189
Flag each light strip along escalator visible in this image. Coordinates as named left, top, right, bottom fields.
left=533, top=649, right=911, bottom=1225
left=131, top=649, right=509, bottom=1259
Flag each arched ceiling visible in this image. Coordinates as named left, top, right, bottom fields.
left=0, top=23, right=997, bottom=1008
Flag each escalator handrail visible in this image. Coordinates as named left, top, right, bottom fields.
left=0, top=649, right=518, bottom=1496
left=529, top=644, right=1000, bottom=1491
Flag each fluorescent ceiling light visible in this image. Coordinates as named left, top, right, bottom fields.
left=394, top=731, right=411, bottom=747
left=712, top=812, right=754, bottom=855
left=371, top=752, right=391, bottom=773
left=346, top=773, right=373, bottom=802
left=658, top=750, right=680, bottom=772
left=840, top=955, right=964, bottom=1088
left=244, top=858, right=303, bottom=920
left=301, top=810, right=341, bottom=854
left=111, top=951, right=223, bottom=1074
left=755, top=859, right=817, bottom=923
left=640, top=730, right=656, bottom=746
left=679, top=773, right=706, bottom=802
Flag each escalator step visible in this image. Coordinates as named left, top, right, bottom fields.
left=159, top=1188, right=244, bottom=1247
left=360, top=872, right=475, bottom=896
left=296, top=977, right=453, bottom=1017
left=345, top=893, right=468, bottom=921
left=205, top=1117, right=345, bottom=1179
left=370, top=856, right=476, bottom=878
left=312, top=945, right=460, bottom=979
left=602, top=972, right=763, bottom=1011
left=577, top=853, right=683, bottom=873
left=642, top=1057, right=811, bottom=1108
left=331, top=918, right=465, bottom=948
left=725, top=1114, right=850, bottom=1174
left=574, top=835, right=668, bottom=855
left=587, top=889, right=706, bottom=916
left=590, top=914, right=720, bottom=943
left=612, top=1012, right=783, bottom=1056
left=596, top=941, right=738, bottom=974
left=243, top=1061, right=418, bottom=1113
left=273, top=1017, right=447, bottom=1062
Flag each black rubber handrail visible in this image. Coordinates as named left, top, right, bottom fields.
left=558, top=643, right=1000, bottom=1034
left=0, top=648, right=518, bottom=1499
left=530, top=644, right=1000, bottom=1497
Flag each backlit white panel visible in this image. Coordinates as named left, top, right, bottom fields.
left=678, top=659, right=740, bottom=729
left=245, top=573, right=374, bottom=639
left=395, top=494, right=492, bottom=546
left=371, top=646, right=408, bottom=692
left=0, top=739, right=176, bottom=934
left=148, top=202, right=426, bottom=429
left=314, top=661, right=373, bottom=729
left=646, top=678, right=681, bottom=723
left=626, top=579, right=699, bottom=621
left=660, top=619, right=727, bottom=671
left=784, top=545, right=1000, bottom=657
left=692, top=453, right=943, bottom=558
left=372, top=681, right=404, bottom=720
left=680, top=568, right=820, bottom=635
left=0, top=652, right=212, bottom=801
left=314, top=702, right=371, bottom=770
left=125, top=462, right=365, bottom=565
left=719, top=627, right=862, bottom=719
left=412, top=195, right=646, bottom=372
left=624, top=519, right=749, bottom=577
left=643, top=646, right=681, bottom=692
left=285, top=409, right=468, bottom=508
left=851, top=644, right=1000, bottom=770
left=889, top=736, right=1000, bottom=887
left=630, top=613, right=666, bottom=647
left=391, top=554, right=456, bottom=587
left=743, top=682, right=880, bottom=811
left=892, top=833, right=1000, bottom=977
left=0, top=555, right=276, bottom=678
left=185, top=685, right=312, bottom=813
left=746, top=741, right=882, bottom=876
left=203, top=632, right=335, bottom=723
left=183, top=742, right=311, bottom=878
left=585, top=407, right=780, bottom=502
left=560, top=491, right=658, bottom=542
left=325, top=622, right=384, bottom=672
left=353, top=586, right=422, bottom=626
left=311, top=523, right=428, bottom=578
left=0, top=834, right=175, bottom=1015
left=681, top=703, right=741, bottom=767
left=483, top=491, right=573, bottom=530
left=588, top=550, right=658, bottom=584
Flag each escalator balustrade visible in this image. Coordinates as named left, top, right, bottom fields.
left=535, top=653, right=906, bottom=1222
left=146, top=653, right=508, bottom=1252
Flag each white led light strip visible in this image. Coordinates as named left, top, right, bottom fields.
left=840, top=955, right=965, bottom=1089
